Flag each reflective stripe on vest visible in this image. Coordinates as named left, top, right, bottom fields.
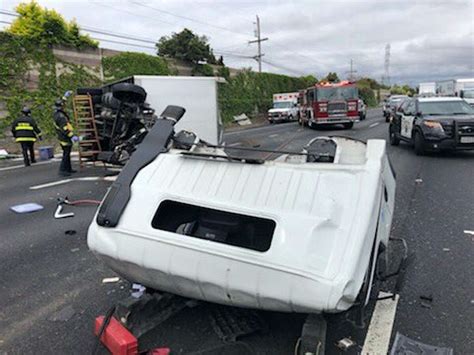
left=16, top=137, right=36, bottom=142
left=15, top=125, right=34, bottom=131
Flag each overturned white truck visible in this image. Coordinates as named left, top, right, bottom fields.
left=88, top=106, right=397, bottom=353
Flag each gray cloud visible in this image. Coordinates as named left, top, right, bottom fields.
left=1, top=0, right=473, bottom=85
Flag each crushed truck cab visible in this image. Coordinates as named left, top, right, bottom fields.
left=88, top=108, right=396, bottom=314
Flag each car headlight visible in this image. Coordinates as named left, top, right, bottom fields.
left=423, top=120, right=445, bottom=134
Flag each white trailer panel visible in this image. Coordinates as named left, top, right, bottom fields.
left=132, top=76, right=223, bottom=145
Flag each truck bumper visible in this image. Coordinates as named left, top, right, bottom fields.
left=311, top=117, right=356, bottom=125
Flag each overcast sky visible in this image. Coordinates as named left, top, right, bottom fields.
left=1, top=0, right=473, bottom=85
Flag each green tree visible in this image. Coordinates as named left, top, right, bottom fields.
left=102, top=52, right=171, bottom=81
left=7, top=1, right=97, bottom=48
left=156, top=28, right=216, bottom=64
left=322, top=72, right=339, bottom=83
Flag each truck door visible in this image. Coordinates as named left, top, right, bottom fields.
left=401, top=100, right=416, bottom=139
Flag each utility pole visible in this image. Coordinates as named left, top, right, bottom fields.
left=346, top=59, right=357, bottom=81
left=249, top=15, right=268, bottom=73
left=384, top=44, right=391, bottom=86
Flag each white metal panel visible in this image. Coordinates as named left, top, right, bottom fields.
left=133, top=76, right=221, bottom=144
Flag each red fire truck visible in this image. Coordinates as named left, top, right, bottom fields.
left=298, top=81, right=359, bottom=129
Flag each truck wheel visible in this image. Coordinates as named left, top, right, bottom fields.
left=389, top=126, right=400, bottom=146
left=343, top=122, right=354, bottom=129
left=298, top=314, right=326, bottom=355
left=112, top=83, right=147, bottom=104
left=414, top=131, right=425, bottom=155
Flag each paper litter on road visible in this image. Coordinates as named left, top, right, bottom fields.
left=102, top=277, right=120, bottom=284
left=10, top=203, right=44, bottom=214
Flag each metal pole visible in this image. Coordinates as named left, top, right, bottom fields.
left=257, top=15, right=261, bottom=73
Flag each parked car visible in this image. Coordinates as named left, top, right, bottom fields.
left=384, top=95, right=409, bottom=122
left=358, top=99, right=367, bottom=120
left=389, top=97, right=474, bottom=155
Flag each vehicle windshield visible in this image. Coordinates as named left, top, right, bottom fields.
left=462, top=90, right=474, bottom=99
left=273, top=101, right=294, bottom=109
left=419, top=100, right=474, bottom=115
left=316, top=87, right=357, bottom=101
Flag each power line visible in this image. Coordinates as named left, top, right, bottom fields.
left=261, top=59, right=306, bottom=76
left=129, top=0, right=251, bottom=38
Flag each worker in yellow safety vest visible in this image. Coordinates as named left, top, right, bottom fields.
left=54, top=99, right=78, bottom=176
left=11, top=107, right=42, bottom=167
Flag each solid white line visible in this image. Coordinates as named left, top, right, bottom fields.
left=369, top=122, right=380, bottom=128
left=361, top=292, right=400, bottom=355
left=30, top=176, right=117, bottom=190
left=0, top=159, right=61, bottom=172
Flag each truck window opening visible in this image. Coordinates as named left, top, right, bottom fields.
left=151, top=200, right=276, bottom=252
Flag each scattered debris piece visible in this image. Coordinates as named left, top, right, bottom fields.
left=70, top=248, right=80, bottom=253
left=419, top=295, right=433, bottom=302
left=442, top=248, right=450, bottom=252
left=49, top=305, right=75, bottom=322
left=420, top=302, right=432, bottom=309
left=10, top=203, right=44, bottom=214
left=55, top=203, right=74, bottom=219
left=233, top=113, right=252, bottom=126
left=131, top=283, right=146, bottom=298
left=390, top=332, right=453, bottom=355
left=463, top=230, right=474, bottom=235
left=415, top=178, right=423, bottom=184
left=102, top=277, right=120, bottom=284
left=336, top=337, right=356, bottom=351
left=65, top=230, right=77, bottom=235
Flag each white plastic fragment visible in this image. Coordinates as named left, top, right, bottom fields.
left=131, top=283, right=146, bottom=298
left=463, top=230, right=474, bottom=235
left=415, top=178, right=423, bottom=184
left=102, top=277, right=120, bottom=284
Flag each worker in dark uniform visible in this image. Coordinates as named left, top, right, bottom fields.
left=53, top=99, right=77, bottom=176
left=11, top=107, right=42, bottom=167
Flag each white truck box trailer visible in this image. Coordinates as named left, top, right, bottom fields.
left=110, top=76, right=224, bottom=145
left=418, top=82, right=436, bottom=95
left=436, top=78, right=474, bottom=105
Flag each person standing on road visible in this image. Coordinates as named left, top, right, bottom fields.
left=53, top=99, right=78, bottom=176
left=11, top=107, right=42, bottom=167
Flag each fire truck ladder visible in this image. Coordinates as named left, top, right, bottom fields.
left=72, top=95, right=102, bottom=168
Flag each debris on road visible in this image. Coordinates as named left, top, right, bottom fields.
left=442, top=248, right=450, bottom=252
left=336, top=337, right=356, bottom=351
left=65, top=230, right=77, bottom=235
left=390, top=332, right=453, bottom=355
left=70, top=248, right=80, bottom=252
left=415, top=178, right=423, bottom=184
left=233, top=113, right=252, bottom=126
left=10, top=203, right=44, bottom=214
left=463, top=230, right=474, bottom=235
left=102, top=277, right=120, bottom=284
left=419, top=295, right=433, bottom=302
left=0, top=149, right=9, bottom=157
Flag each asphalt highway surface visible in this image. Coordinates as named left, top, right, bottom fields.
left=0, top=108, right=472, bottom=354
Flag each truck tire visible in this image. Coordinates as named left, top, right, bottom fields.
left=389, top=125, right=400, bottom=146
left=112, top=83, right=147, bottom=104
left=414, top=130, right=425, bottom=155
left=102, top=92, right=121, bottom=110
left=343, top=122, right=354, bottom=129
